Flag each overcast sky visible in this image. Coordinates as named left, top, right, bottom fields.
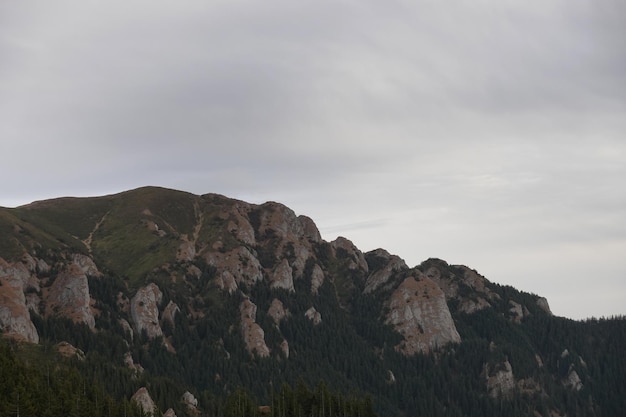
left=1, top=0, right=625, bottom=320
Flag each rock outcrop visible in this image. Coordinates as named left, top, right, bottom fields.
left=46, top=263, right=95, bottom=329
left=132, top=387, right=157, bottom=415
left=305, top=306, right=322, bottom=326
left=182, top=391, right=199, bottom=415
left=0, top=259, right=39, bottom=343
left=130, top=283, right=163, bottom=339
left=204, top=246, right=263, bottom=289
left=268, top=298, right=288, bottom=325
left=270, top=259, right=295, bottom=291
left=240, top=298, right=270, bottom=357
left=385, top=275, right=460, bottom=354
left=484, top=360, right=516, bottom=398
left=364, top=249, right=407, bottom=293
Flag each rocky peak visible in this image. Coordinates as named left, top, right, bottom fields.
left=385, top=275, right=460, bottom=354
left=363, top=249, right=408, bottom=293
left=331, top=237, right=369, bottom=273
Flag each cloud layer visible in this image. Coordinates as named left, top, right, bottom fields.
left=1, top=1, right=625, bottom=319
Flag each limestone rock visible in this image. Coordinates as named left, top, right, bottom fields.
left=182, top=391, right=199, bottom=413
left=271, top=259, right=295, bottom=292
left=305, top=306, right=322, bottom=326
left=46, top=263, right=95, bottom=329
left=364, top=249, right=407, bottom=293
left=385, top=275, right=460, bottom=354
left=268, top=298, right=288, bottom=325
left=310, top=264, right=325, bottom=295
left=240, top=298, right=270, bottom=357
left=204, top=246, right=263, bottom=289
left=0, top=259, right=39, bottom=343
left=132, top=387, right=157, bottom=415
left=563, top=365, right=583, bottom=391
left=130, top=283, right=163, bottom=339
left=291, top=246, right=311, bottom=280
left=331, top=237, right=369, bottom=273
left=298, top=215, right=321, bottom=243
left=536, top=297, right=552, bottom=315
left=484, top=360, right=516, bottom=398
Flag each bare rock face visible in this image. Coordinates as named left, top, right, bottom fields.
left=268, top=298, right=288, bottom=325
left=536, top=297, right=552, bottom=315
left=291, top=246, right=312, bottom=280
left=305, top=306, right=322, bottom=326
left=132, top=387, right=157, bottom=416
left=484, top=360, right=516, bottom=398
left=331, top=237, right=369, bottom=273
left=227, top=202, right=257, bottom=246
left=204, top=246, right=263, bottom=289
left=0, top=259, right=39, bottom=343
left=46, top=263, right=95, bottom=329
left=509, top=300, right=530, bottom=323
left=182, top=391, right=199, bottom=415
left=422, top=260, right=500, bottom=314
left=310, top=264, right=325, bottom=295
left=240, top=298, right=270, bottom=358
left=271, top=259, right=295, bottom=292
left=563, top=365, right=583, bottom=391
left=385, top=275, right=460, bottom=354
left=130, top=283, right=163, bottom=339
left=364, top=249, right=407, bottom=294
left=298, top=215, right=321, bottom=243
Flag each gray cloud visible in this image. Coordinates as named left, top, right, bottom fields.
left=1, top=0, right=625, bottom=318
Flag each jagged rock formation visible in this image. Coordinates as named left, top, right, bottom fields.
left=305, top=306, right=322, bottom=326
left=0, top=259, right=39, bottom=343
left=484, top=360, right=516, bottom=398
left=386, top=275, right=460, bottom=354
left=240, top=298, right=270, bottom=357
left=182, top=391, right=199, bottom=415
left=132, top=387, right=157, bottom=415
left=130, top=283, right=163, bottom=339
left=46, top=263, right=95, bottom=329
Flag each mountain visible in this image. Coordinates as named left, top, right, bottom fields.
left=0, top=186, right=624, bottom=417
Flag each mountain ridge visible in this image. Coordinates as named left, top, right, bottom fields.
left=1, top=186, right=624, bottom=417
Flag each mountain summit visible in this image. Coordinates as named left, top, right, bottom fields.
left=0, top=186, right=624, bottom=417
